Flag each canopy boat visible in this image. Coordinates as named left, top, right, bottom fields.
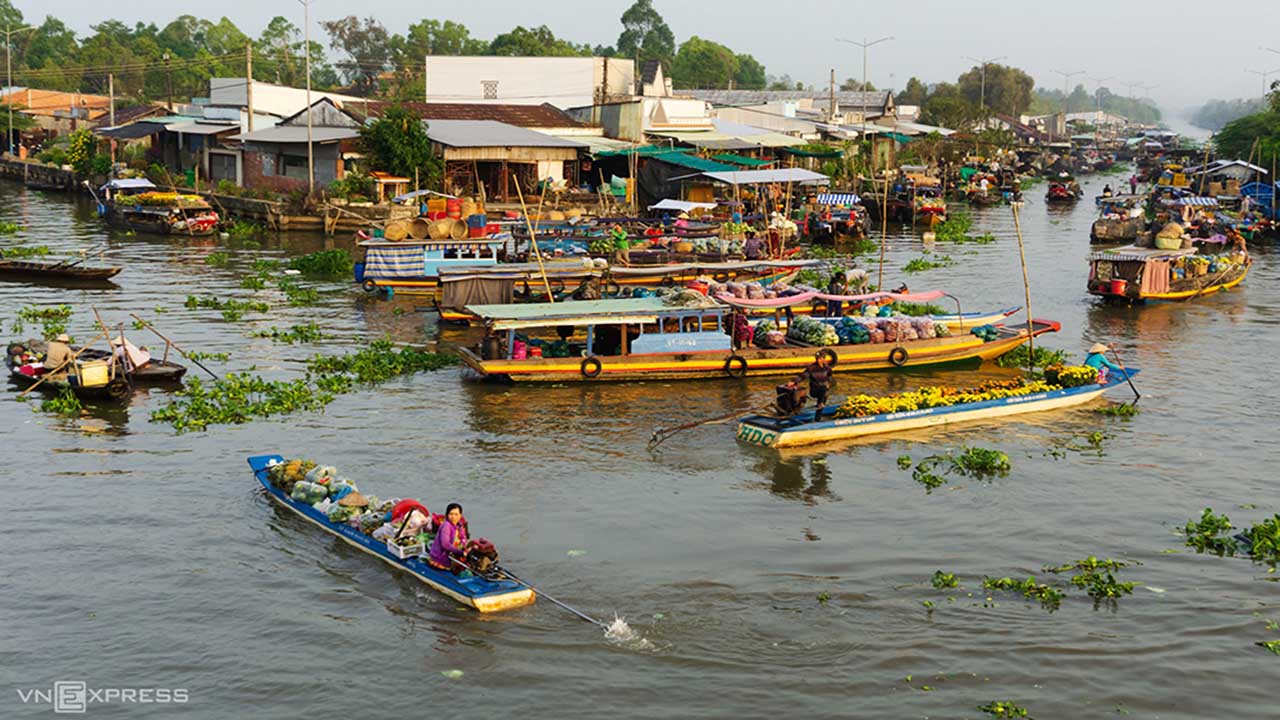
left=355, top=237, right=507, bottom=297
left=457, top=295, right=1059, bottom=383
left=5, top=341, right=131, bottom=400
left=1086, top=242, right=1250, bottom=302
left=246, top=455, right=535, bottom=613
left=74, top=346, right=187, bottom=382
left=0, top=259, right=122, bottom=283
left=736, top=368, right=1139, bottom=449
left=97, top=179, right=219, bottom=236
left=1091, top=195, right=1145, bottom=244
left=434, top=260, right=816, bottom=324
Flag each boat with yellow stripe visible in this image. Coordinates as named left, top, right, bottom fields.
left=736, top=369, right=1138, bottom=449
left=1087, top=243, right=1250, bottom=302
left=457, top=296, right=1060, bottom=383
left=247, top=454, right=535, bottom=613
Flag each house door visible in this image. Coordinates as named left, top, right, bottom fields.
left=209, top=153, right=238, bottom=184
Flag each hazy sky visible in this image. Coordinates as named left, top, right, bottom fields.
left=14, top=0, right=1280, bottom=115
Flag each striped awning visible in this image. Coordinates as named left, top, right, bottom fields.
left=1176, top=196, right=1219, bottom=207
left=364, top=245, right=426, bottom=278
left=817, top=193, right=861, bottom=205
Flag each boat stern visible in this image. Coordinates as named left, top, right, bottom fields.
left=735, top=418, right=781, bottom=448
left=472, top=587, right=537, bottom=613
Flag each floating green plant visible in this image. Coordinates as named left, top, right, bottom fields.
left=982, top=576, right=1064, bottom=611
left=251, top=323, right=328, bottom=344
left=1045, top=556, right=1137, bottom=601
left=902, top=255, right=954, bottom=273
left=288, top=249, right=353, bottom=279
left=931, top=570, right=959, bottom=589
left=0, top=244, right=49, bottom=257
left=204, top=251, right=230, bottom=267
left=978, top=700, right=1031, bottom=718
left=39, top=387, right=82, bottom=417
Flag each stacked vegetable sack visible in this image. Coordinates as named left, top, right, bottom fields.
left=834, top=367, right=1102, bottom=419
left=267, top=459, right=421, bottom=545
left=780, top=314, right=951, bottom=347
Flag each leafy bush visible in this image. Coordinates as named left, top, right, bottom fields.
left=90, top=155, right=112, bottom=175
left=66, top=129, right=97, bottom=175
left=329, top=172, right=375, bottom=200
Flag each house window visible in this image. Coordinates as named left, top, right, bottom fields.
left=482, top=80, right=498, bottom=100
left=282, top=155, right=309, bottom=180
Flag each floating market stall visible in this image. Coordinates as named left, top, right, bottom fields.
left=1086, top=241, right=1250, bottom=302
left=458, top=295, right=1059, bottom=383
left=248, top=455, right=535, bottom=613
left=96, top=179, right=219, bottom=236
left=736, top=366, right=1139, bottom=449
left=1091, top=195, right=1145, bottom=244
left=355, top=237, right=507, bottom=297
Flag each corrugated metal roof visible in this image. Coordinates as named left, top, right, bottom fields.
left=348, top=101, right=584, bottom=129
left=425, top=120, right=587, bottom=148
left=649, top=151, right=739, bottom=172
left=701, top=168, right=830, bottom=185
left=165, top=122, right=240, bottom=135
left=230, top=126, right=360, bottom=143
left=687, top=89, right=892, bottom=110
left=551, top=134, right=636, bottom=155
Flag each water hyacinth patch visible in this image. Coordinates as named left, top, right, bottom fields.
left=306, top=339, right=458, bottom=384
left=979, top=700, right=1031, bottom=718
left=1183, top=508, right=1237, bottom=556
left=931, top=570, right=959, bottom=589
left=251, top=323, right=328, bottom=344
left=38, top=387, right=82, bottom=417
left=0, top=244, right=50, bottom=258
left=183, top=296, right=270, bottom=322
left=1044, top=556, right=1138, bottom=601
left=900, top=446, right=1011, bottom=494
left=981, top=576, right=1065, bottom=611
left=204, top=251, right=231, bottom=267
left=996, top=345, right=1070, bottom=370
left=11, top=304, right=74, bottom=340
left=902, top=254, right=955, bottom=273
left=288, top=249, right=353, bottom=279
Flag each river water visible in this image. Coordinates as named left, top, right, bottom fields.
left=2, top=174, right=1276, bottom=719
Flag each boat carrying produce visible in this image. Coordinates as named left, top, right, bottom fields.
left=247, top=454, right=535, bottom=613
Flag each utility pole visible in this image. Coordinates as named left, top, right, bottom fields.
left=964, top=54, right=1006, bottom=115
left=423, top=55, right=428, bottom=102
left=3, top=24, right=34, bottom=157
left=163, top=52, right=174, bottom=111
left=836, top=35, right=894, bottom=143
left=246, top=43, right=254, bottom=132
left=829, top=67, right=835, bottom=120
left=299, top=0, right=314, bottom=194
left=1050, top=69, right=1083, bottom=142
left=108, top=73, right=115, bottom=126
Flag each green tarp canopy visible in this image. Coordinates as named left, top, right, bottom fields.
left=782, top=146, right=843, bottom=158
left=711, top=153, right=775, bottom=167
left=594, top=145, right=679, bottom=158
left=648, top=151, right=739, bottom=172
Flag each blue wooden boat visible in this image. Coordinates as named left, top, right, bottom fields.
left=247, top=455, right=535, bottom=613
left=736, top=370, right=1139, bottom=449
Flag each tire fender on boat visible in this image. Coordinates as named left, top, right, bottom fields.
left=724, top=354, right=748, bottom=378
left=581, top=356, right=603, bottom=378
left=362, top=279, right=378, bottom=293
left=605, top=279, right=622, bottom=296
left=713, top=272, right=730, bottom=283
left=888, top=346, right=908, bottom=367
left=106, top=378, right=130, bottom=400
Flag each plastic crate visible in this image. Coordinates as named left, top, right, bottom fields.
left=386, top=539, right=425, bottom=559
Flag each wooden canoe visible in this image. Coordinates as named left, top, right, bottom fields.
left=246, top=455, right=535, bottom=613
left=0, top=259, right=123, bottom=282
left=736, top=370, right=1139, bottom=449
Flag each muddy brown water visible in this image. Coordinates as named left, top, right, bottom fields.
left=1, top=174, right=1276, bottom=718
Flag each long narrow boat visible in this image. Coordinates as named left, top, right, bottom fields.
left=246, top=454, right=535, bottom=613
left=736, top=370, right=1139, bottom=449
left=0, top=259, right=123, bottom=283
left=5, top=343, right=130, bottom=401
left=457, top=296, right=1060, bottom=383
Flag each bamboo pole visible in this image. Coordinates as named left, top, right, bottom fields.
left=128, top=314, right=219, bottom=380
left=91, top=307, right=121, bottom=380
left=19, top=330, right=110, bottom=398
left=877, top=173, right=890, bottom=290
left=1011, top=201, right=1035, bottom=372
left=1196, top=134, right=1213, bottom=196
left=513, top=176, right=555, bottom=303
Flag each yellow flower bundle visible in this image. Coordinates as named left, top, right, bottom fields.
left=834, top=378, right=1061, bottom=419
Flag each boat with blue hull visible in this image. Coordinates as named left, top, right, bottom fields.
left=247, top=454, right=535, bottom=613
left=735, top=370, right=1138, bottom=449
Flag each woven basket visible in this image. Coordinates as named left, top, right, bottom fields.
left=449, top=219, right=468, bottom=240
left=384, top=220, right=410, bottom=242
left=428, top=219, right=454, bottom=239
left=409, top=218, right=430, bottom=240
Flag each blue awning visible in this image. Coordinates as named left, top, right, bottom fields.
left=817, top=193, right=861, bottom=205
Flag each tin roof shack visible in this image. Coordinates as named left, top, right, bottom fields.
left=0, top=87, right=111, bottom=136
left=426, top=119, right=586, bottom=202
left=230, top=98, right=361, bottom=193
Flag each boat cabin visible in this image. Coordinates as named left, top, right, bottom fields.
left=1086, top=242, right=1249, bottom=301
left=467, top=297, right=731, bottom=364
left=355, top=237, right=506, bottom=294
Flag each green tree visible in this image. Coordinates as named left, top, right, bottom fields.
left=402, top=19, right=487, bottom=57
left=734, top=53, right=766, bottom=90
left=322, top=16, right=392, bottom=94
left=616, top=0, right=675, bottom=69
left=0, top=0, right=24, bottom=30
left=488, top=25, right=590, bottom=56
left=670, top=36, right=738, bottom=89
left=1216, top=110, right=1280, bottom=169
left=840, top=78, right=876, bottom=91
left=895, top=77, right=929, bottom=106
left=920, top=83, right=979, bottom=129
left=23, top=17, right=81, bottom=91
left=359, top=105, right=442, bottom=186
left=957, top=63, right=1033, bottom=116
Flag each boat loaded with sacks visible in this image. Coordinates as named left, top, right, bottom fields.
left=248, top=455, right=535, bottom=613
left=458, top=293, right=1059, bottom=383
left=736, top=365, right=1138, bottom=449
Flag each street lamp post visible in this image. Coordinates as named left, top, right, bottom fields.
left=1246, top=68, right=1280, bottom=97
left=835, top=35, right=894, bottom=136
left=963, top=54, right=1007, bottom=115
left=298, top=0, right=314, bottom=194
left=2, top=24, right=34, bottom=157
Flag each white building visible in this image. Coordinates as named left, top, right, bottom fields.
left=423, top=56, right=635, bottom=109
left=205, top=78, right=366, bottom=131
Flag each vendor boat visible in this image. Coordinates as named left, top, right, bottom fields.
left=355, top=236, right=507, bottom=297
left=913, top=190, right=948, bottom=228
left=1086, top=242, right=1250, bottom=302
left=1046, top=180, right=1082, bottom=204
left=97, top=179, right=219, bottom=236
left=457, top=295, right=1059, bottom=383
left=736, top=370, right=1139, bottom=449
left=247, top=455, right=535, bottom=613
left=5, top=341, right=131, bottom=400
left=1091, top=196, right=1145, bottom=244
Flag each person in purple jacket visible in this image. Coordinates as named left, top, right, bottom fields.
left=428, top=503, right=471, bottom=574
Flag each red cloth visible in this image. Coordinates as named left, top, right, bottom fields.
left=391, top=499, right=429, bottom=524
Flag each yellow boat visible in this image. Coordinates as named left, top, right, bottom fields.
left=457, top=297, right=1060, bottom=383
left=1087, top=244, right=1250, bottom=302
